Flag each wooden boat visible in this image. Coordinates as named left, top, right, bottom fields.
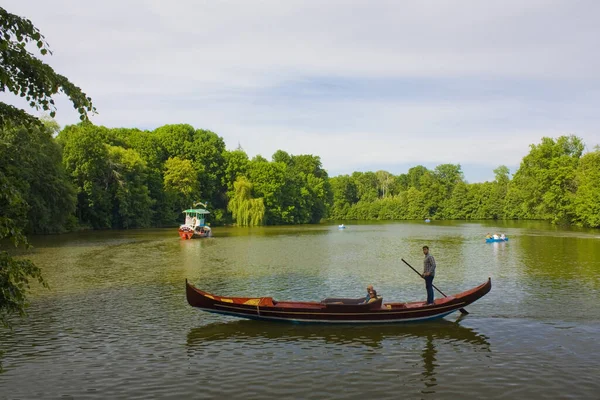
left=185, top=278, right=491, bottom=324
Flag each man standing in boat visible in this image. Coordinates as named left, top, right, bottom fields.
left=422, top=246, right=436, bottom=305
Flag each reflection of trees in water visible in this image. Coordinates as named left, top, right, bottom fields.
left=516, top=233, right=600, bottom=288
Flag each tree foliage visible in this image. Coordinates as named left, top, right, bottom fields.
left=163, top=156, right=199, bottom=216
left=227, top=176, right=265, bottom=226
left=505, top=136, right=583, bottom=223
left=107, top=146, right=153, bottom=228
left=58, top=124, right=112, bottom=228
left=1, top=6, right=98, bottom=328
left=326, top=135, right=600, bottom=228
left=0, top=7, right=95, bottom=126
left=0, top=143, right=46, bottom=326
left=573, top=148, right=600, bottom=227
left=2, top=119, right=76, bottom=233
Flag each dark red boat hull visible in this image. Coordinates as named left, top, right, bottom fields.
left=179, top=229, right=210, bottom=240
left=178, top=229, right=194, bottom=240
left=185, top=278, right=491, bottom=324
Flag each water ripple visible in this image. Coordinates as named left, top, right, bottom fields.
left=1, top=224, right=599, bottom=399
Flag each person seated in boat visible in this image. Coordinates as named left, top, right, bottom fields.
left=493, top=233, right=499, bottom=240
left=364, top=285, right=378, bottom=304
left=500, top=233, right=506, bottom=240
left=485, top=233, right=492, bottom=239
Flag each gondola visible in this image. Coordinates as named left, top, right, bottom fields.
left=185, top=278, right=491, bottom=324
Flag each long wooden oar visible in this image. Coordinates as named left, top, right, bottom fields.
left=401, top=258, right=469, bottom=315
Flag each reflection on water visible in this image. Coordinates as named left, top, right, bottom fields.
left=186, top=318, right=491, bottom=397
left=516, top=233, right=600, bottom=285
left=186, top=319, right=491, bottom=350
left=421, top=332, right=437, bottom=393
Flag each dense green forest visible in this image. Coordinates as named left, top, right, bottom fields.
left=330, top=136, right=599, bottom=227
left=2, top=122, right=599, bottom=233
left=3, top=122, right=331, bottom=231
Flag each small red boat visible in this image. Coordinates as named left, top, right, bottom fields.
left=185, top=278, right=491, bottom=324
left=179, top=206, right=212, bottom=240
left=178, top=225, right=211, bottom=240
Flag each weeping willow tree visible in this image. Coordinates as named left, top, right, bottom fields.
left=228, top=177, right=265, bottom=226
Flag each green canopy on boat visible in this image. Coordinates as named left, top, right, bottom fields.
left=182, top=209, right=210, bottom=214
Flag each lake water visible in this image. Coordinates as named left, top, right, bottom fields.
left=1, top=221, right=599, bottom=399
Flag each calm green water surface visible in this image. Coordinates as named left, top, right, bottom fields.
left=1, top=221, right=599, bottom=399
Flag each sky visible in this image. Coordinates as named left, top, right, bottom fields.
left=4, top=0, right=600, bottom=182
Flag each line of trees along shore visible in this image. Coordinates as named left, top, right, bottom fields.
left=2, top=122, right=599, bottom=232
left=6, top=121, right=331, bottom=231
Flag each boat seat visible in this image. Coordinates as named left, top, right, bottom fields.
left=321, top=298, right=364, bottom=305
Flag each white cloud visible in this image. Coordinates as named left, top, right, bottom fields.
left=3, top=0, right=600, bottom=181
